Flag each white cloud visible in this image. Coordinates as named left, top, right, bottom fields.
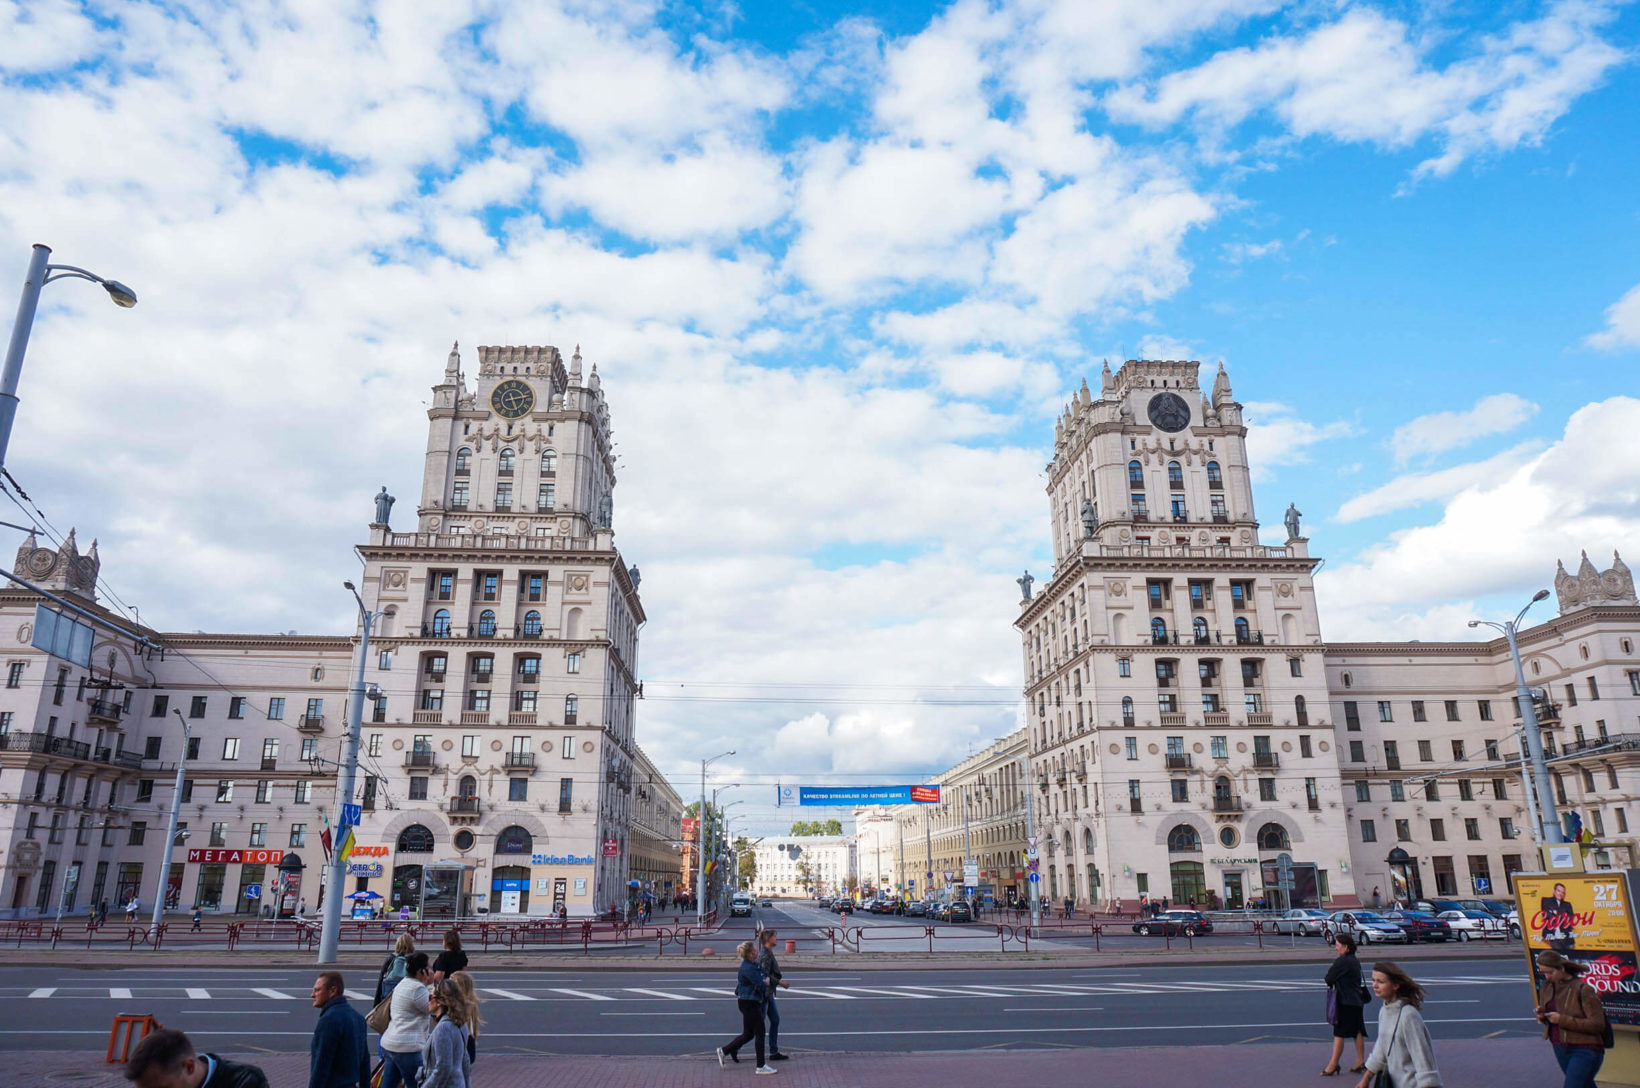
left=0, top=0, right=100, bottom=72
left=1242, top=401, right=1355, bottom=480
left=1335, top=441, right=1546, bottom=522
left=1586, top=282, right=1640, bottom=350
left=1390, top=392, right=1539, bottom=464
left=1317, top=397, right=1640, bottom=638
left=1222, top=239, right=1283, bottom=262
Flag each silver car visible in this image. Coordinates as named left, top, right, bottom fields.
left=1270, top=908, right=1330, bottom=935
left=1322, top=910, right=1409, bottom=945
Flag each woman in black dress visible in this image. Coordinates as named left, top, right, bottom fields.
left=1323, top=932, right=1368, bottom=1075
left=432, top=929, right=468, bottom=982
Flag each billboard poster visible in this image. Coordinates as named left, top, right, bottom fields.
left=776, top=785, right=942, bottom=806
left=1517, top=872, right=1640, bottom=1028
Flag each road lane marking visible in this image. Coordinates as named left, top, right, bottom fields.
left=187, top=989, right=211, bottom=999
left=29, top=988, right=55, bottom=998
left=624, top=988, right=694, bottom=1001
left=251, top=988, right=295, bottom=1000
left=829, top=986, right=934, bottom=999
left=916, top=985, right=1018, bottom=998
left=688, top=988, right=736, bottom=998
left=549, top=988, right=615, bottom=1001
left=600, top=1011, right=706, bottom=1017
left=795, top=989, right=856, bottom=999
left=1005, top=1006, right=1105, bottom=1012
left=344, top=991, right=370, bottom=1001
left=110, top=988, right=132, bottom=999
left=483, top=990, right=535, bottom=1001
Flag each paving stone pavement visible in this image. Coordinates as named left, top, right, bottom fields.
left=20, top=1038, right=1549, bottom=1086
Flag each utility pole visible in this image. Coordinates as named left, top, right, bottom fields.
left=695, top=752, right=733, bottom=927
left=319, top=581, right=378, bottom=964
left=897, top=815, right=904, bottom=895
left=1022, top=759, right=1041, bottom=929
left=149, top=709, right=190, bottom=937
left=924, top=805, right=933, bottom=899
left=1518, top=725, right=1543, bottom=849
left=1470, top=590, right=1564, bottom=844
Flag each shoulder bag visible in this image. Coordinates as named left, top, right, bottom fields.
left=1372, top=1008, right=1405, bottom=1088
left=366, top=994, right=393, bottom=1034
left=1325, top=986, right=1339, bottom=1025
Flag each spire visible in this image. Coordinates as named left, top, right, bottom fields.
left=1101, top=359, right=1114, bottom=394
left=1212, top=361, right=1233, bottom=405
left=1078, top=376, right=1091, bottom=407
left=444, top=340, right=461, bottom=381
left=61, top=528, right=78, bottom=555
left=570, top=344, right=583, bottom=379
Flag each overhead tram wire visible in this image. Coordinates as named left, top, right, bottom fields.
left=0, top=471, right=143, bottom=626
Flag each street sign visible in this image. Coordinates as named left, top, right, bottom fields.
left=244, top=884, right=261, bottom=899
left=1028, top=858, right=1039, bottom=871
left=1026, top=835, right=1039, bottom=847
left=1025, top=847, right=1039, bottom=860
left=602, top=839, right=619, bottom=857
left=1028, top=872, right=1040, bottom=883
left=341, top=803, right=362, bottom=827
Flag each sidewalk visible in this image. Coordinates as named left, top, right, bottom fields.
left=18, top=1039, right=1549, bottom=1086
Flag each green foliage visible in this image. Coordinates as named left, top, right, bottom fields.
left=788, top=818, right=844, bottom=836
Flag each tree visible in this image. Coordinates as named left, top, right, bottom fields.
left=788, top=818, right=844, bottom=836
left=795, top=857, right=814, bottom=893
left=736, top=836, right=756, bottom=886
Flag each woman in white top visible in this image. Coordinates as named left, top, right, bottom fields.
left=1356, top=960, right=1442, bottom=1088
left=380, top=951, right=434, bottom=1088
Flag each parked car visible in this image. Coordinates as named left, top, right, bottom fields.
left=1505, top=908, right=1521, bottom=939
left=1381, top=910, right=1452, bottom=943
left=1322, top=910, right=1408, bottom=945
left=817, top=896, right=834, bottom=908
left=1437, top=909, right=1507, bottom=941
left=945, top=900, right=973, bottom=923
left=1133, top=910, right=1214, bottom=937
left=1477, top=899, right=1515, bottom=917
left=905, top=900, right=928, bottom=917
left=1269, top=908, right=1330, bottom=936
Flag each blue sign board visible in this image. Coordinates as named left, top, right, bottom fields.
left=493, top=879, right=528, bottom=891
left=777, top=785, right=942, bottom=807
left=341, top=803, right=362, bottom=828
left=243, top=884, right=261, bottom=899
left=1028, top=872, right=1040, bottom=883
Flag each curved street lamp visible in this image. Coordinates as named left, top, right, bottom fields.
left=2, top=244, right=138, bottom=473
left=696, top=749, right=735, bottom=926
left=1469, top=589, right=1563, bottom=844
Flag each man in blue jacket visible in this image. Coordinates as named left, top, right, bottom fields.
left=308, top=971, right=370, bottom=1088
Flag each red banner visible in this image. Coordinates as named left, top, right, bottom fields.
left=909, top=785, right=941, bottom=803
left=186, top=848, right=284, bottom=865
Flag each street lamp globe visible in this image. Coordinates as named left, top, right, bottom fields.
left=102, top=280, right=138, bottom=307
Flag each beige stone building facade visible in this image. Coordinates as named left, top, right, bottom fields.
left=750, top=835, right=853, bottom=897
left=0, top=343, right=659, bottom=919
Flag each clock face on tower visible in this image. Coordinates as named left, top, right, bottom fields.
left=1146, top=392, right=1191, bottom=433
left=490, top=379, right=536, bottom=419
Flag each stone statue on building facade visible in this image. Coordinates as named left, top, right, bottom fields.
left=373, top=486, right=395, bottom=526
left=1080, top=499, right=1097, bottom=538
left=1283, top=503, right=1302, bottom=540
left=596, top=494, right=613, bottom=529
left=1017, top=570, right=1034, bottom=601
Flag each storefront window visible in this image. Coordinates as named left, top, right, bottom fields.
left=195, top=863, right=227, bottom=911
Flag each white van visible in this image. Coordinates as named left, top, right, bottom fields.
left=731, top=892, right=753, bottom=916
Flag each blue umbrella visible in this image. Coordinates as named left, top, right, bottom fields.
left=347, top=890, right=382, bottom=900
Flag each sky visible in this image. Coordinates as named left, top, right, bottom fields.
left=1, top=0, right=1636, bottom=836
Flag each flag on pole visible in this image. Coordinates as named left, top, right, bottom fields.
left=337, top=824, right=357, bottom=865
left=320, top=811, right=333, bottom=861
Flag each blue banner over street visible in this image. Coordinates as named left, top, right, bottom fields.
left=777, top=784, right=942, bottom=806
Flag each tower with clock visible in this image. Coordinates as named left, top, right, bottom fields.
left=1015, top=358, right=1355, bottom=916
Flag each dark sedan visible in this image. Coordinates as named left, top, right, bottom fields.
left=1382, top=910, right=1452, bottom=942
left=1133, top=910, right=1213, bottom=936
left=831, top=899, right=855, bottom=914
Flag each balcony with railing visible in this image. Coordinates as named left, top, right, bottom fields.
left=87, top=699, right=124, bottom=725
left=384, top=532, right=594, bottom=552
left=1253, top=751, right=1279, bottom=769
left=1234, top=630, right=1265, bottom=645
left=1203, top=711, right=1229, bottom=727
left=515, top=670, right=540, bottom=685
left=514, top=626, right=543, bottom=640
left=1385, top=753, right=1402, bottom=771
left=1533, top=700, right=1563, bottom=726
left=504, top=751, right=537, bottom=771
left=1212, top=796, right=1243, bottom=813
left=297, top=715, right=325, bottom=734
left=405, top=751, right=439, bottom=771
left=1165, top=753, right=1192, bottom=770
left=507, top=711, right=538, bottom=727
left=449, top=797, right=481, bottom=819
left=1246, top=712, right=1273, bottom=726
left=1160, top=712, right=1187, bottom=727
left=260, top=757, right=277, bottom=771
left=411, top=709, right=443, bottom=725
left=460, top=710, right=491, bottom=726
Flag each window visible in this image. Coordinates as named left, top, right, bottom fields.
left=509, top=778, right=528, bottom=801
left=538, top=483, right=556, bottom=510
left=1491, top=777, right=1507, bottom=800
left=1128, top=780, right=1142, bottom=810
left=1353, top=780, right=1370, bottom=802
left=1417, top=740, right=1432, bottom=762
left=562, top=736, right=576, bottom=759
left=455, top=447, right=470, bottom=473
left=397, top=825, right=435, bottom=852
left=499, top=447, right=515, bottom=474
left=1151, top=617, right=1168, bottom=643
left=1344, top=702, right=1360, bottom=730
left=128, top=821, right=147, bottom=846
left=1444, top=700, right=1460, bottom=722
left=542, top=450, right=557, bottom=475
left=1430, top=818, right=1446, bottom=841
left=1117, top=657, right=1131, bottom=678
left=1377, top=701, right=1393, bottom=722
left=1211, top=736, right=1228, bottom=759
left=1394, top=819, right=1411, bottom=842
left=525, top=573, right=544, bottom=601
left=515, top=689, right=537, bottom=712
left=152, top=694, right=169, bottom=717
left=255, top=781, right=272, bottom=803
left=1478, top=700, right=1493, bottom=721
left=409, top=777, right=429, bottom=800
left=1384, top=740, right=1400, bottom=768
left=1464, top=818, right=1480, bottom=841
left=480, top=573, right=499, bottom=601
left=1588, top=676, right=1600, bottom=700
left=1459, top=779, right=1474, bottom=801
left=221, top=738, right=239, bottom=760
left=1256, top=823, right=1289, bottom=851
left=295, top=781, right=311, bottom=803
left=1566, top=683, right=1578, bottom=707
left=1485, top=739, right=1499, bottom=761
left=290, top=823, right=307, bottom=847
left=1360, top=819, right=1378, bottom=843
left=1610, top=765, right=1620, bottom=789
left=1259, top=778, right=1276, bottom=801
left=1424, top=780, right=1440, bottom=801
left=268, top=697, right=285, bottom=720
left=564, top=695, right=578, bottom=723
left=1620, top=810, right=1630, bottom=834
left=1206, top=460, right=1223, bottom=488
left=304, top=738, right=321, bottom=760
left=5, top=662, right=22, bottom=688
left=216, top=781, right=233, bottom=802
left=1159, top=693, right=1178, bottom=713
left=1128, top=460, right=1144, bottom=486
left=225, top=696, right=245, bottom=720
left=476, top=610, right=497, bottom=636
left=431, top=609, right=452, bottom=637
left=1630, top=670, right=1640, bottom=697
left=181, top=781, right=194, bottom=803
left=1390, top=780, right=1405, bottom=802
left=566, top=652, right=582, bottom=674
left=136, top=779, right=154, bottom=802
left=371, top=695, right=387, bottom=723
left=209, top=822, right=227, bottom=847
left=1349, top=740, right=1365, bottom=762
left=559, top=777, right=574, bottom=813
left=462, top=735, right=479, bottom=758
left=249, top=823, right=267, bottom=847
left=1287, top=656, right=1302, bottom=678
left=1500, top=817, right=1516, bottom=839
left=1121, top=696, right=1135, bottom=725
left=1171, top=780, right=1188, bottom=802
left=1125, top=737, right=1138, bottom=760
left=451, top=479, right=469, bottom=507
left=467, top=689, right=490, bottom=712
left=1407, top=700, right=1424, bottom=722
left=190, top=696, right=207, bottom=718
left=1451, top=740, right=1466, bottom=761
left=306, top=698, right=323, bottom=719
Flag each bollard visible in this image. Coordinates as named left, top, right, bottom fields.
left=107, top=1014, right=161, bottom=1063
left=785, top=939, right=796, bottom=954
left=700, top=946, right=716, bottom=955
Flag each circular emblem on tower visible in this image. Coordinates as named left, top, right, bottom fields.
left=1146, top=392, right=1191, bottom=432
left=490, top=379, right=536, bottom=419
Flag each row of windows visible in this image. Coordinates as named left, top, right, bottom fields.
left=455, top=448, right=556, bottom=476
left=425, top=610, right=561, bottom=638
left=149, top=695, right=315, bottom=722
left=449, top=481, right=554, bottom=511
left=1128, top=460, right=1225, bottom=490
left=1343, top=699, right=1494, bottom=729
left=428, top=571, right=551, bottom=602
left=414, top=653, right=567, bottom=677
left=1359, top=816, right=1533, bottom=843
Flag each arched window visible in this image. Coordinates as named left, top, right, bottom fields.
left=564, top=695, right=578, bottom=722
left=431, top=609, right=452, bottom=638
left=1213, top=776, right=1232, bottom=801
left=1167, top=824, right=1201, bottom=853
left=1151, top=617, right=1168, bottom=644
left=1121, top=696, right=1135, bottom=725
left=1257, top=822, right=1290, bottom=851
left=1167, top=461, right=1183, bottom=489
left=1192, top=616, right=1209, bottom=644
left=455, top=448, right=470, bottom=473
left=522, top=611, right=542, bottom=636
left=1206, top=461, right=1222, bottom=489
left=459, top=775, right=478, bottom=798
left=1169, top=860, right=1206, bottom=905
left=1127, top=460, right=1144, bottom=486
left=1295, top=694, right=1309, bottom=726
left=1235, top=616, right=1251, bottom=643
left=496, top=826, right=532, bottom=854
left=542, top=450, right=557, bottom=476
left=498, top=448, right=515, bottom=474
left=477, top=610, right=497, bottom=637
left=397, top=825, right=435, bottom=853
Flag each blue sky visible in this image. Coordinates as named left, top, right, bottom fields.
left=0, top=0, right=1636, bottom=832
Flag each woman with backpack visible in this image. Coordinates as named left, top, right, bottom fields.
left=1535, top=949, right=1610, bottom=1088
left=1322, top=932, right=1369, bottom=1075
left=376, top=932, right=415, bottom=1004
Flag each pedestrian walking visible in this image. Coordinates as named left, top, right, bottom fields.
left=1322, top=933, right=1369, bottom=1075
left=191, top=907, right=203, bottom=932
left=759, top=929, right=791, bottom=1062
left=1063, top=896, right=1073, bottom=919
left=446, top=971, right=483, bottom=1065
left=1535, top=949, right=1609, bottom=1088
left=99, top=898, right=110, bottom=925
left=126, top=896, right=141, bottom=922
left=716, top=940, right=777, bottom=1075
left=431, top=929, right=467, bottom=981
left=1356, top=961, right=1441, bottom=1088
left=420, top=978, right=474, bottom=1088
left=308, top=971, right=371, bottom=1088
left=124, top=1026, right=270, bottom=1088
left=377, top=932, right=415, bottom=1004
left=379, top=952, right=434, bottom=1088
left=1370, top=886, right=1382, bottom=909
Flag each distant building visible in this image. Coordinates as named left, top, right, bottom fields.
left=752, top=835, right=852, bottom=897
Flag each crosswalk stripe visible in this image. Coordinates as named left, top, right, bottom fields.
left=187, top=989, right=211, bottom=1000
left=624, top=988, right=694, bottom=1001
left=917, top=985, right=1017, bottom=998
left=29, top=988, right=54, bottom=998
left=798, top=989, right=856, bottom=1000
left=689, top=988, right=736, bottom=998
left=110, top=988, right=132, bottom=999
left=344, top=991, right=370, bottom=1001
left=251, top=988, right=295, bottom=1000
left=482, top=989, right=534, bottom=1001
left=550, top=988, right=615, bottom=1002
left=830, top=986, right=935, bottom=999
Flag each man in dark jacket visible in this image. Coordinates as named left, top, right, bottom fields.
left=124, top=1027, right=269, bottom=1088
left=308, top=971, right=370, bottom=1088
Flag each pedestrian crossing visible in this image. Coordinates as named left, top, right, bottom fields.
left=2, top=975, right=1520, bottom=1004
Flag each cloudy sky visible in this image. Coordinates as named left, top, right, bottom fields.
left=2, top=0, right=1636, bottom=833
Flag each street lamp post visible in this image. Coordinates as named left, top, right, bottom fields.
left=148, top=709, right=192, bottom=936
left=318, top=581, right=381, bottom=964
left=696, top=751, right=734, bottom=927
left=1470, top=590, right=1564, bottom=845
left=2, top=244, right=136, bottom=475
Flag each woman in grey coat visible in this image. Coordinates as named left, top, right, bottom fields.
left=419, top=979, right=472, bottom=1088
left=1356, top=961, right=1441, bottom=1088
